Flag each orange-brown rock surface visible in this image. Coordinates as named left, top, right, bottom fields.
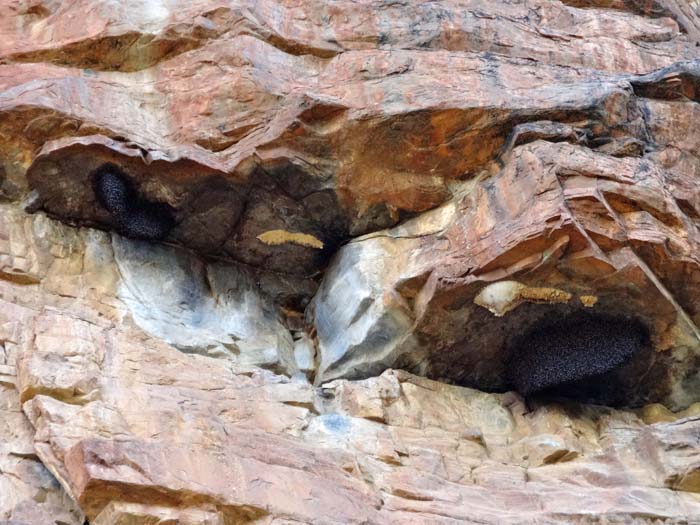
left=2, top=1, right=700, bottom=524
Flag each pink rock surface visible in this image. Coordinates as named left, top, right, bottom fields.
left=1, top=1, right=700, bottom=524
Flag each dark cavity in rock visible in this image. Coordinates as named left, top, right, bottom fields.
left=92, top=163, right=175, bottom=241
left=508, top=312, right=649, bottom=400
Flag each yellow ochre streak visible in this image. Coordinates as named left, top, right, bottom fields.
left=257, top=230, right=324, bottom=249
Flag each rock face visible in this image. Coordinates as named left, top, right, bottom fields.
left=2, top=0, right=700, bottom=523
left=311, top=136, right=700, bottom=408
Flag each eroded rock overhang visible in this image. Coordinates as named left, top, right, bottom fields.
left=11, top=56, right=700, bottom=411
left=309, top=61, right=700, bottom=409
left=312, top=129, right=700, bottom=409
left=3, top=0, right=700, bottom=523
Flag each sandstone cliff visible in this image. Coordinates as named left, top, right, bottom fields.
left=1, top=1, right=700, bottom=523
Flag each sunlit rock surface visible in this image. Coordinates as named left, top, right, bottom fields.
left=1, top=1, right=700, bottom=523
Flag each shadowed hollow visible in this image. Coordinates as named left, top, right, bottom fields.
left=508, top=312, right=650, bottom=404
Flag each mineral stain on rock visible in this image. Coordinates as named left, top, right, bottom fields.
left=92, top=164, right=175, bottom=241
left=508, top=312, right=649, bottom=398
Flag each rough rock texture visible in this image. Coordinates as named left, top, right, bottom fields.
left=311, top=136, right=700, bottom=407
left=0, top=356, right=84, bottom=524
left=2, top=0, right=700, bottom=524
left=1, top=211, right=700, bottom=523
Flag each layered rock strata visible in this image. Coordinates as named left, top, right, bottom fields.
left=1, top=0, right=700, bottom=523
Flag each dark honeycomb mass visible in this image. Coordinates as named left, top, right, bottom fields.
left=91, top=164, right=175, bottom=241
left=508, top=312, right=648, bottom=396
left=114, top=201, right=175, bottom=240
left=92, top=164, right=134, bottom=215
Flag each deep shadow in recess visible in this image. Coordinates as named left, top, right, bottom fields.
left=507, top=311, right=657, bottom=408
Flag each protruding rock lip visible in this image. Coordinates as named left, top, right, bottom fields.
left=630, top=60, right=700, bottom=100
left=63, top=434, right=381, bottom=523
left=25, top=136, right=226, bottom=244
left=25, top=135, right=346, bottom=282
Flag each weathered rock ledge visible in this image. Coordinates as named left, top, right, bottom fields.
left=1, top=0, right=700, bottom=523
